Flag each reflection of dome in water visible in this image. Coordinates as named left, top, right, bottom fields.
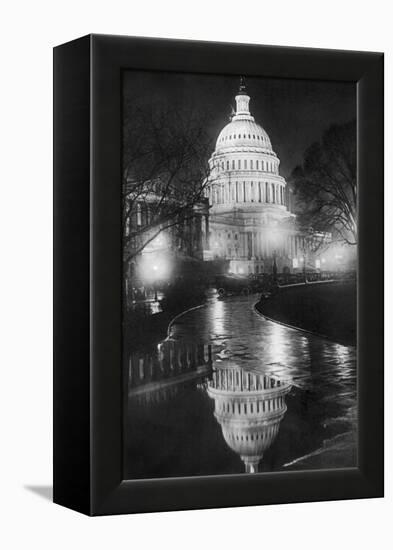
left=207, top=367, right=291, bottom=473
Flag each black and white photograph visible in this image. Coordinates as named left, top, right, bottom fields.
left=2, top=0, right=389, bottom=542
left=123, top=70, right=357, bottom=479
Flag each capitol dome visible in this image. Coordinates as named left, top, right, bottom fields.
left=207, top=367, right=291, bottom=473
left=206, top=78, right=286, bottom=207
left=205, top=77, right=296, bottom=277
left=216, top=119, right=272, bottom=153
left=215, top=111, right=273, bottom=154
left=213, top=78, right=274, bottom=156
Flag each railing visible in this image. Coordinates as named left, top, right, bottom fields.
left=128, top=341, right=212, bottom=395
left=275, top=270, right=356, bottom=287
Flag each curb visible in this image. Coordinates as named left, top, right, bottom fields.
left=253, top=302, right=355, bottom=349
left=166, top=303, right=207, bottom=339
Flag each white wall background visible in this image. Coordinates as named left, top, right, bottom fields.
left=0, top=0, right=391, bottom=548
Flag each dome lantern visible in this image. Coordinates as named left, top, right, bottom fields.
left=233, top=77, right=253, bottom=121
left=238, top=75, right=247, bottom=94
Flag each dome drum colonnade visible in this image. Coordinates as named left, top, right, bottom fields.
left=205, top=79, right=300, bottom=275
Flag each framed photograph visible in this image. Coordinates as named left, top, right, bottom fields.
left=54, top=34, right=383, bottom=515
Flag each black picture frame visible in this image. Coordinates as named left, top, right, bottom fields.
left=53, top=34, right=384, bottom=516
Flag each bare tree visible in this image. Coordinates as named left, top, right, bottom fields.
left=123, top=101, right=214, bottom=268
left=290, top=120, right=357, bottom=245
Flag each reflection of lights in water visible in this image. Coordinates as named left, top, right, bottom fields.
left=207, top=367, right=291, bottom=473
left=333, top=342, right=351, bottom=358
left=333, top=343, right=353, bottom=377
left=265, top=323, right=289, bottom=364
left=211, top=298, right=226, bottom=335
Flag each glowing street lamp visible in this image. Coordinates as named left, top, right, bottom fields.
left=139, top=249, right=172, bottom=302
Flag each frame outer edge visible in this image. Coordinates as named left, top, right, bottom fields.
left=357, top=53, right=384, bottom=496
left=53, top=35, right=92, bottom=515
left=84, top=36, right=384, bottom=515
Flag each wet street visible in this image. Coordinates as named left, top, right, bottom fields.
left=125, top=295, right=357, bottom=479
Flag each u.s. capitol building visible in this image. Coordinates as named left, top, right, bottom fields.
left=205, top=79, right=327, bottom=275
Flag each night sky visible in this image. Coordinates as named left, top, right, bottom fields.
left=123, top=70, right=356, bottom=178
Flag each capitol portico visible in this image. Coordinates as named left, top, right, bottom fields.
left=205, top=79, right=326, bottom=275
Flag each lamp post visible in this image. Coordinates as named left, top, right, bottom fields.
left=152, top=264, right=159, bottom=301
left=272, top=249, right=278, bottom=284
left=302, top=251, right=307, bottom=283
left=268, top=230, right=281, bottom=285
left=141, top=232, right=171, bottom=303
